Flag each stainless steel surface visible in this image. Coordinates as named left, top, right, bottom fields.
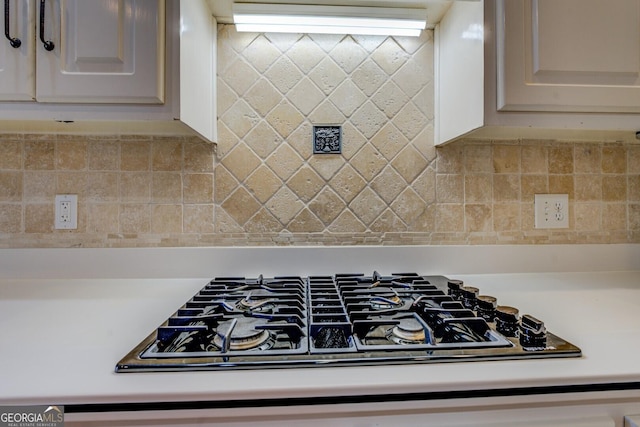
left=116, top=273, right=581, bottom=372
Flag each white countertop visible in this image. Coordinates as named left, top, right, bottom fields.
left=1, top=245, right=639, bottom=406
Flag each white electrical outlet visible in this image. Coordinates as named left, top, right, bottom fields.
left=534, top=194, right=569, bottom=229
left=55, top=194, right=78, bottom=230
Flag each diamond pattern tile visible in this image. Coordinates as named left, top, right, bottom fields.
left=217, top=25, right=435, bottom=235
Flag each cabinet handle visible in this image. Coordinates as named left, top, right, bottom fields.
left=4, top=0, right=21, bottom=48
left=39, top=0, right=54, bottom=51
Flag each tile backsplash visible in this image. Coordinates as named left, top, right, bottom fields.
left=0, top=25, right=638, bottom=248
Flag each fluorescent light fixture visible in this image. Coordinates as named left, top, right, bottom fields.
left=232, top=3, right=427, bottom=37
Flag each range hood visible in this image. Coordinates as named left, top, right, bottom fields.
left=209, top=0, right=464, bottom=29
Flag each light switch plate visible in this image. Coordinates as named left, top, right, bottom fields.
left=534, top=194, right=569, bottom=229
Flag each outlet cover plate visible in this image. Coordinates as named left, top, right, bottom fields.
left=534, top=194, right=569, bottom=229
left=55, top=194, right=78, bottom=230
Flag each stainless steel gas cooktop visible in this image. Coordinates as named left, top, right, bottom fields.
left=116, top=272, right=581, bottom=372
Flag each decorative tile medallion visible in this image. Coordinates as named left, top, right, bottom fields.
left=313, top=125, right=342, bottom=154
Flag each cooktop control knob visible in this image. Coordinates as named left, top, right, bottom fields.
left=461, top=286, right=479, bottom=310
left=519, top=314, right=547, bottom=349
left=495, top=305, right=519, bottom=337
left=447, top=280, right=464, bottom=300
left=476, top=295, right=497, bottom=321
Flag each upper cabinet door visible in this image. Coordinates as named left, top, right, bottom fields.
left=179, top=0, right=217, bottom=142
left=35, top=0, right=165, bottom=104
left=498, top=0, right=640, bottom=112
left=0, top=0, right=35, bottom=100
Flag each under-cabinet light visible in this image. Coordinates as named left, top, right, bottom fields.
left=232, top=3, right=427, bottom=37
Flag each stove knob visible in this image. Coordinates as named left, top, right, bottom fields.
left=447, top=279, right=464, bottom=300
left=495, top=305, right=519, bottom=337
left=461, top=286, right=479, bottom=310
left=476, top=295, right=497, bottom=321
left=519, top=314, right=547, bottom=349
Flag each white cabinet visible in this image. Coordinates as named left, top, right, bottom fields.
left=435, top=0, right=640, bottom=145
left=0, top=0, right=164, bottom=104
left=0, top=0, right=217, bottom=144
left=0, top=0, right=35, bottom=100
left=499, top=0, right=640, bottom=113
left=178, top=0, right=217, bottom=143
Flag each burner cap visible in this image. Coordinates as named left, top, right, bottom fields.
left=213, top=318, right=273, bottom=351
left=388, top=318, right=426, bottom=344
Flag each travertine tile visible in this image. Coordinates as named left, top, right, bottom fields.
left=151, top=173, right=182, bottom=202
left=24, top=171, right=56, bottom=201
left=465, top=204, right=492, bottom=232
left=267, top=144, right=305, bottom=181
left=88, top=141, right=119, bottom=171
left=327, top=210, right=366, bottom=232
left=630, top=175, right=640, bottom=201
left=56, top=140, right=87, bottom=170
left=245, top=208, right=283, bottom=232
left=464, top=145, right=492, bottom=173
left=286, top=78, right=324, bottom=115
left=183, top=204, right=214, bottom=233
left=0, top=140, right=22, bottom=169
left=349, top=187, right=387, bottom=225
left=24, top=140, right=55, bottom=170
left=493, top=204, right=520, bottom=231
left=493, top=145, right=521, bottom=173
left=120, top=204, right=150, bottom=233
left=436, top=174, right=464, bottom=203
left=0, top=204, right=21, bottom=232
left=493, top=175, right=520, bottom=202
left=184, top=174, right=214, bottom=203
left=521, top=145, right=547, bottom=174
left=0, top=172, right=22, bottom=201
left=330, top=37, right=368, bottom=74
left=602, top=144, right=626, bottom=174
left=152, top=140, right=182, bottom=171
left=549, top=175, right=574, bottom=198
left=223, top=143, right=261, bottom=181
left=465, top=174, right=492, bottom=202
left=2, top=26, right=640, bottom=248
left=265, top=100, right=304, bottom=138
left=246, top=165, right=283, bottom=203
left=549, top=146, right=573, bottom=174
left=120, top=172, right=151, bottom=202
left=308, top=188, right=345, bottom=224
left=574, top=203, right=601, bottom=231
left=25, top=203, right=53, bottom=233
left=390, top=188, right=425, bottom=225
left=602, top=175, right=626, bottom=201
left=220, top=187, right=261, bottom=226
left=86, top=172, right=118, bottom=202
left=370, top=208, right=406, bottom=232
left=151, top=205, right=182, bottom=233
left=266, top=186, right=304, bottom=224
left=330, top=165, right=366, bottom=203
left=603, top=203, right=626, bottom=230
left=574, top=144, right=601, bottom=173
left=121, top=141, right=150, bottom=171
left=521, top=175, right=548, bottom=200
left=435, top=204, right=464, bottom=232
left=86, top=204, right=119, bottom=233
left=287, top=208, right=325, bottom=232
left=371, top=166, right=406, bottom=203
left=349, top=144, right=386, bottom=181
left=287, top=166, right=324, bottom=204
left=184, top=140, right=215, bottom=172
left=391, top=145, right=428, bottom=183
left=574, top=175, right=602, bottom=201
